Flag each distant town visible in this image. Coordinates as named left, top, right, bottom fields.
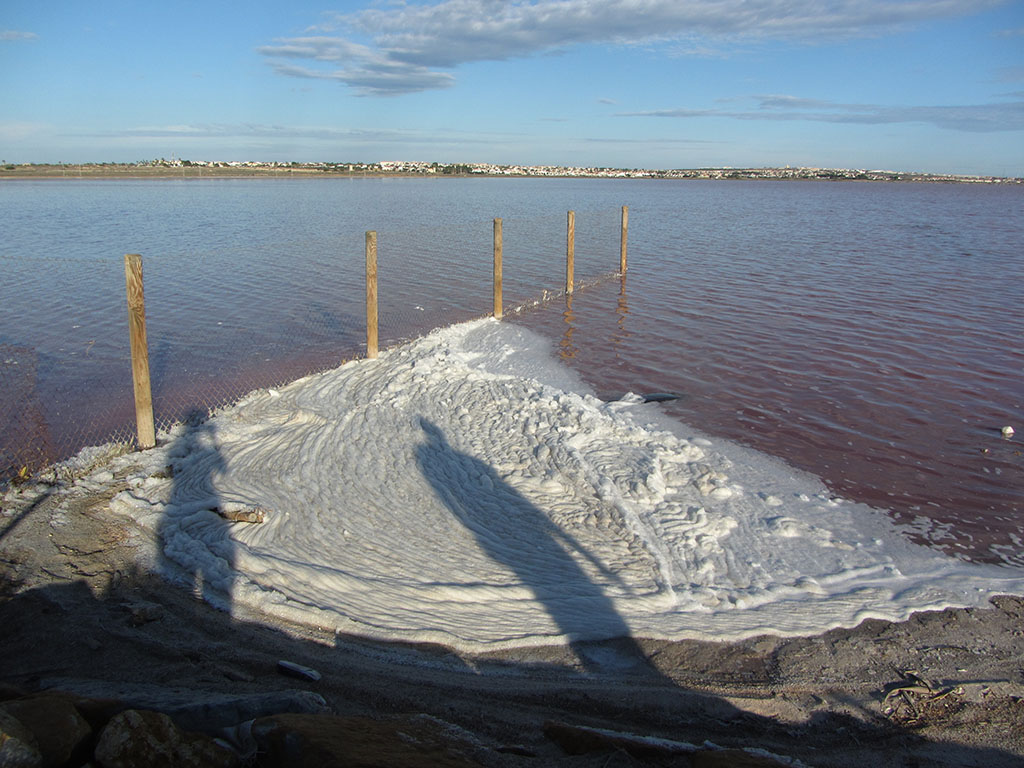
left=2, top=159, right=1021, bottom=184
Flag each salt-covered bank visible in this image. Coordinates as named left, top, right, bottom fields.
left=110, top=319, right=1024, bottom=650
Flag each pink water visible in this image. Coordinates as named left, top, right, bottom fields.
left=2, top=177, right=1021, bottom=565
left=509, top=182, right=1023, bottom=565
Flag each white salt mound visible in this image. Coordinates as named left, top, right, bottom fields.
left=110, top=319, right=1024, bottom=649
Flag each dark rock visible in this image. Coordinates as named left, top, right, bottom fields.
left=0, top=684, right=30, bottom=703
left=0, top=695, right=91, bottom=768
left=0, top=709, right=42, bottom=768
left=41, top=679, right=328, bottom=733
left=691, top=749, right=792, bottom=767
left=494, top=744, right=536, bottom=756
left=94, top=709, right=238, bottom=768
left=38, top=694, right=126, bottom=734
left=251, top=713, right=483, bottom=768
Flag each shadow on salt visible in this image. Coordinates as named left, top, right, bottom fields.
left=110, top=319, right=1024, bottom=652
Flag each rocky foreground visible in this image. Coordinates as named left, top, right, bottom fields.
left=2, top=450, right=1023, bottom=767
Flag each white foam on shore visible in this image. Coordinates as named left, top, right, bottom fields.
left=108, top=319, right=1024, bottom=649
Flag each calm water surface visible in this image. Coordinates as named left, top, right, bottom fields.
left=1, top=177, right=1021, bottom=564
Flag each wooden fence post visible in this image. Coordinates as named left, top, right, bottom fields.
left=493, top=218, right=503, bottom=319
left=123, top=253, right=155, bottom=449
left=620, top=205, right=629, bottom=273
left=366, top=231, right=378, bottom=359
left=566, top=210, right=575, bottom=295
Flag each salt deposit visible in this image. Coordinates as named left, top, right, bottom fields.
left=108, top=319, right=1024, bottom=649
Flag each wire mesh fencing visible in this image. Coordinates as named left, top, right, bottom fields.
left=1, top=206, right=627, bottom=485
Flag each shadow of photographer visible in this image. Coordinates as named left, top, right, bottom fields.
left=415, top=417, right=667, bottom=679
left=157, top=409, right=235, bottom=611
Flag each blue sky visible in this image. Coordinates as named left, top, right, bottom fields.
left=2, top=0, right=1023, bottom=175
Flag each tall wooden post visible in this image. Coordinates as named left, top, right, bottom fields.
left=566, top=210, right=575, bottom=295
left=365, top=231, right=378, bottom=359
left=124, top=253, right=155, bottom=449
left=493, top=218, right=503, bottom=319
left=620, top=205, right=629, bottom=273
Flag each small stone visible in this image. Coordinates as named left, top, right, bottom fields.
left=276, top=660, right=321, bottom=682
left=1002, top=425, right=1015, bottom=439
left=126, top=600, right=165, bottom=625
left=642, top=392, right=681, bottom=403
left=216, top=504, right=267, bottom=524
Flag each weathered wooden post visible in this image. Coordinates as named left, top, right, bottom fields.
left=620, top=205, right=629, bottom=273
left=566, top=210, right=575, bottom=295
left=123, top=253, right=155, bottom=449
left=493, top=218, right=503, bottom=319
left=365, top=231, right=378, bottom=359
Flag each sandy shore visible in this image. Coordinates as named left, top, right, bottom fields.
left=2, top=453, right=1023, bottom=767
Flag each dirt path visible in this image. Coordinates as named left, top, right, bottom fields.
left=2, top=462, right=1023, bottom=767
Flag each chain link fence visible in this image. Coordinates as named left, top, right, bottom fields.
left=1, top=207, right=625, bottom=485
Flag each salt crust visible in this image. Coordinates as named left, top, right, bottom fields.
left=105, top=319, right=1024, bottom=650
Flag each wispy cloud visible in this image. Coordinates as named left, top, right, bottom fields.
left=620, top=94, right=1024, bottom=132
left=583, top=136, right=719, bottom=145
left=0, top=121, right=49, bottom=141
left=80, top=122, right=512, bottom=146
left=0, top=30, right=37, bottom=42
left=996, top=66, right=1024, bottom=83
left=261, top=0, right=1000, bottom=95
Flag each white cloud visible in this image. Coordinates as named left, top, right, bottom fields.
left=0, top=30, right=38, bottom=41
left=340, top=0, right=1001, bottom=66
left=261, top=0, right=1003, bottom=95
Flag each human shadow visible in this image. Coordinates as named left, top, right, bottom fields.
left=157, top=409, right=235, bottom=612
left=3, top=420, right=1023, bottom=765
left=415, top=417, right=666, bottom=678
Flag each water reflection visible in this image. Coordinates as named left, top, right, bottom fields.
left=612, top=273, right=631, bottom=351
left=0, top=345, right=53, bottom=478
left=559, top=295, right=577, bottom=360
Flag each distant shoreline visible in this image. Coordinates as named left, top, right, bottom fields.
left=2, top=162, right=1020, bottom=184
